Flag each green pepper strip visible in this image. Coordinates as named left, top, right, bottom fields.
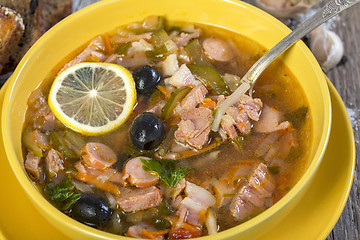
left=157, top=126, right=178, bottom=156
left=161, top=86, right=191, bottom=120
left=188, top=64, right=231, bottom=95
left=22, top=126, right=43, bottom=157
left=50, top=131, right=77, bottom=161
left=185, top=39, right=212, bottom=66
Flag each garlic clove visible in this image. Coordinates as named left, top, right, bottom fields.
left=254, top=0, right=320, bottom=19
left=309, top=27, right=344, bottom=72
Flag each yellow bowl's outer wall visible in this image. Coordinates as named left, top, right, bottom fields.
left=2, top=0, right=331, bottom=239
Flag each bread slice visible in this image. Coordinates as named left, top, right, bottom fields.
left=0, top=0, right=72, bottom=74
left=0, top=7, right=25, bottom=73
left=0, top=0, right=42, bottom=73
left=39, top=0, right=72, bottom=33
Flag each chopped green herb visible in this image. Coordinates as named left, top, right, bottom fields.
left=140, top=158, right=193, bottom=187
left=249, top=53, right=261, bottom=61
left=268, top=165, right=280, bottom=175
left=284, top=106, right=308, bottom=129
left=158, top=201, right=175, bottom=215
left=257, top=156, right=266, bottom=162
left=114, top=42, right=132, bottom=56
left=233, top=136, right=244, bottom=150
left=285, top=147, right=302, bottom=162
left=123, top=145, right=153, bottom=157
left=44, top=175, right=81, bottom=211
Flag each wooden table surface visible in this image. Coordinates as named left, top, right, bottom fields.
left=5, top=0, right=359, bottom=239
left=75, top=1, right=359, bottom=239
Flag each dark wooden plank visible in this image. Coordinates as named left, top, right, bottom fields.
left=325, top=3, right=360, bottom=240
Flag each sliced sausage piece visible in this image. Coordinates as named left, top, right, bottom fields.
left=122, top=157, right=159, bottom=188
left=202, top=38, right=235, bottom=62
left=81, top=142, right=117, bottom=170
left=45, top=149, right=64, bottom=176
left=25, top=152, right=41, bottom=179
left=117, top=186, right=162, bottom=212
left=230, top=163, right=276, bottom=221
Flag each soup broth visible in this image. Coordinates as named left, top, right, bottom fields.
left=22, top=16, right=312, bottom=238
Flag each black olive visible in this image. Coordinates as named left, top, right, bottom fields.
left=132, top=65, right=161, bottom=93
left=130, top=112, right=165, bottom=150
left=71, top=193, right=112, bottom=227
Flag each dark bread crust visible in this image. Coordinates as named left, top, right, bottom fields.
left=0, top=0, right=41, bottom=73
left=0, top=7, right=25, bottom=72
left=0, top=0, right=72, bottom=74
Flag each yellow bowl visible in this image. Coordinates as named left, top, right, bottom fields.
left=1, top=0, right=331, bottom=239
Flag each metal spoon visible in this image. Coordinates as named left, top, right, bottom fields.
left=211, top=0, right=360, bottom=131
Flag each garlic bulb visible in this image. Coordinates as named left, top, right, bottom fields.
left=254, top=0, right=320, bottom=19
left=309, top=27, right=344, bottom=72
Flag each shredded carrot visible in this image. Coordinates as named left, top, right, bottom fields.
left=236, top=122, right=245, bottom=130
left=181, top=222, right=200, bottom=232
left=157, top=85, right=170, bottom=99
left=103, top=34, right=114, bottom=55
left=203, top=98, right=216, bottom=109
left=142, top=229, right=169, bottom=239
left=180, top=139, right=223, bottom=158
left=72, top=172, right=120, bottom=195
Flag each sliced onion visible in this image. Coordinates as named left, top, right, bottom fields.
left=211, top=82, right=250, bottom=132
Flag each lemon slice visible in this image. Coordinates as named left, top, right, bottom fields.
left=48, top=62, right=136, bottom=136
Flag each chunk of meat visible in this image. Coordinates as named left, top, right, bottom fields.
left=45, top=149, right=64, bottom=176
left=111, top=32, right=152, bottom=44
left=202, top=38, right=235, bottom=62
left=117, top=186, right=162, bottom=212
left=60, top=36, right=107, bottom=72
left=185, top=181, right=216, bottom=207
left=174, top=107, right=211, bottom=149
left=220, top=115, right=238, bottom=139
left=24, top=152, right=41, bottom=179
left=172, top=28, right=201, bottom=47
left=168, top=64, right=201, bottom=88
left=81, top=142, right=117, bottom=170
left=254, top=105, right=292, bottom=133
left=219, top=95, right=263, bottom=138
left=177, top=181, right=215, bottom=226
left=27, top=89, right=61, bottom=132
left=180, top=84, right=208, bottom=111
left=122, top=157, right=159, bottom=188
left=230, top=163, right=276, bottom=221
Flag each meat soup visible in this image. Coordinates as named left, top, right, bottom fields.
left=22, top=16, right=312, bottom=239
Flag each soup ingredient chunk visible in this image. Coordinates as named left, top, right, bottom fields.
left=133, top=65, right=162, bottom=93
left=122, top=157, right=160, bottom=188
left=130, top=112, right=165, bottom=150
left=174, top=107, right=212, bottom=149
left=202, top=37, right=235, bottom=62
left=80, top=142, right=117, bottom=170
left=117, top=186, right=162, bottom=212
left=48, top=62, right=136, bottom=136
left=71, top=193, right=112, bottom=227
left=230, top=163, right=275, bottom=221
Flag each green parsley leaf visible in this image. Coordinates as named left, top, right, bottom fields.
left=284, top=106, right=308, bottom=129
left=268, top=165, right=280, bottom=175
left=44, top=175, right=81, bottom=211
left=140, top=158, right=193, bottom=187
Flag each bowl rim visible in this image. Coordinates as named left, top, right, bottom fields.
left=1, top=0, right=331, bottom=239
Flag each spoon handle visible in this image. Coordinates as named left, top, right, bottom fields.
left=242, top=0, right=360, bottom=85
